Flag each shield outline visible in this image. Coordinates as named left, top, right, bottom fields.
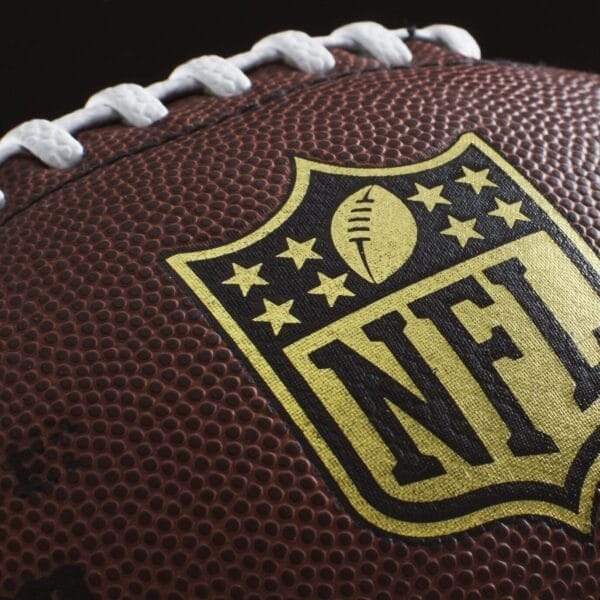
left=166, top=132, right=600, bottom=538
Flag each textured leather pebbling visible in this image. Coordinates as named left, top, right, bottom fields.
left=0, top=40, right=599, bottom=599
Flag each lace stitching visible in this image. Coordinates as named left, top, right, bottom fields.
left=0, top=21, right=480, bottom=210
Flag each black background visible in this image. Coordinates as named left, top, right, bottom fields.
left=1, top=1, right=598, bottom=134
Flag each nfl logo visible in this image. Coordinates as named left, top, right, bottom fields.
left=167, top=133, right=600, bottom=539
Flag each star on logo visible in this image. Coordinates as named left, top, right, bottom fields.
left=222, top=262, right=268, bottom=296
left=308, top=272, right=355, bottom=307
left=253, top=298, right=300, bottom=335
left=456, top=167, right=497, bottom=194
left=488, top=197, right=530, bottom=228
left=441, top=215, right=484, bottom=248
left=277, top=237, right=322, bottom=270
left=407, top=182, right=451, bottom=212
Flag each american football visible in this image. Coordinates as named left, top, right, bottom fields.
left=331, top=184, right=418, bottom=284
left=0, top=13, right=599, bottom=600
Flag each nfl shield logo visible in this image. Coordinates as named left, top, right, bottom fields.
left=167, top=133, right=600, bottom=539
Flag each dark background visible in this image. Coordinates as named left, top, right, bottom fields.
left=1, top=1, right=598, bottom=134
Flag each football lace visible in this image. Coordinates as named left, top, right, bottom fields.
left=0, top=21, right=480, bottom=210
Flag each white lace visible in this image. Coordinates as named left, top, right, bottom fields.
left=0, top=22, right=480, bottom=210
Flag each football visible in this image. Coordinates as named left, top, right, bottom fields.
left=1, top=19, right=599, bottom=600
left=330, top=184, right=418, bottom=284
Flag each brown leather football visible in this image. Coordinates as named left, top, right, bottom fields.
left=0, top=21, right=599, bottom=600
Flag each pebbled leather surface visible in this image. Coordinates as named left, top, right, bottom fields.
left=0, top=39, right=599, bottom=599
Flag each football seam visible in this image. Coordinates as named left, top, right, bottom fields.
left=0, top=56, right=478, bottom=229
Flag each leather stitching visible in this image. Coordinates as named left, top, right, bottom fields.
left=0, top=56, right=475, bottom=228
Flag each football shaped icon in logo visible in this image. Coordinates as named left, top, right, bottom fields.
left=331, top=185, right=418, bottom=283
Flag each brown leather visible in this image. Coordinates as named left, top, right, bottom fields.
left=0, top=39, right=599, bottom=599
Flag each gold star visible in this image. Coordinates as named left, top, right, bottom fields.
left=407, top=183, right=451, bottom=212
left=222, top=262, right=268, bottom=296
left=277, top=237, right=322, bottom=270
left=308, top=272, right=355, bottom=307
left=488, top=197, right=530, bottom=228
left=441, top=215, right=484, bottom=248
left=253, top=298, right=300, bottom=335
left=456, top=167, right=497, bottom=194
